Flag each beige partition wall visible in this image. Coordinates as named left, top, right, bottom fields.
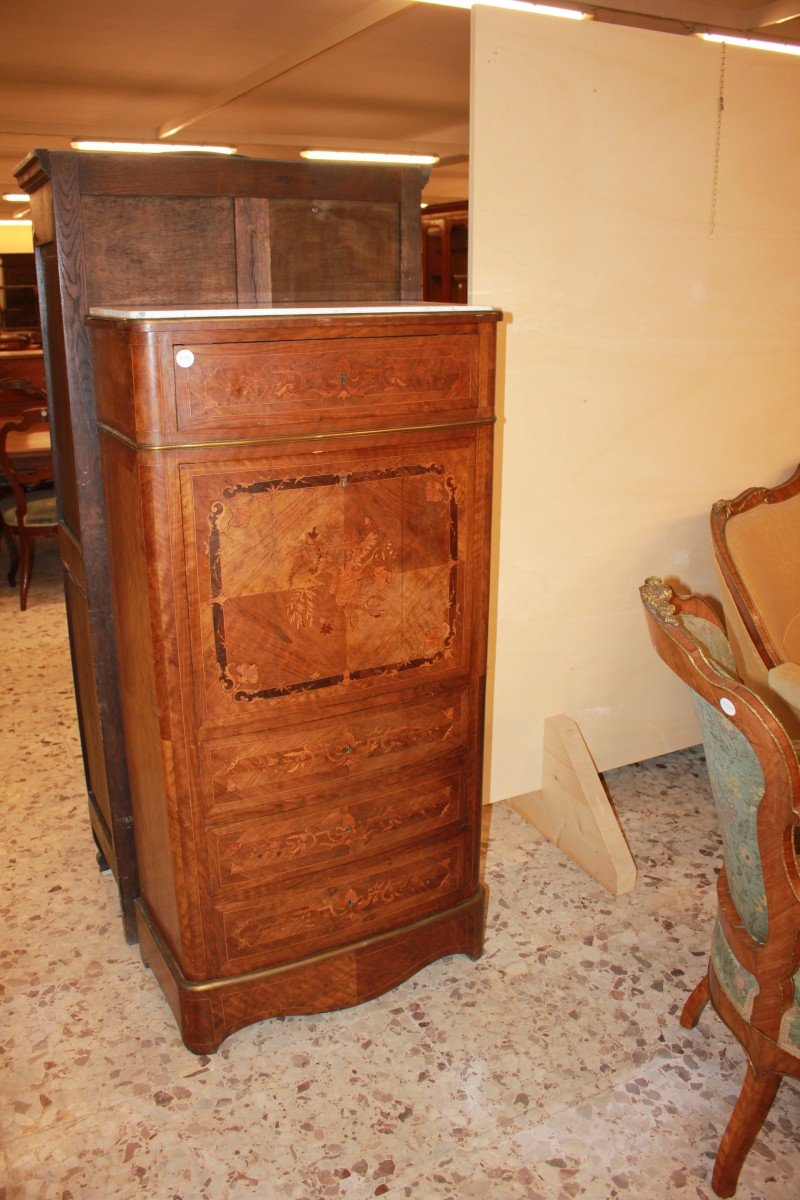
left=470, top=10, right=800, bottom=802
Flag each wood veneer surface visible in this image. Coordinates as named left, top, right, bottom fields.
left=93, top=308, right=498, bottom=1048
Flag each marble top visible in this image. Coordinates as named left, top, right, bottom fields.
left=88, top=301, right=495, bottom=320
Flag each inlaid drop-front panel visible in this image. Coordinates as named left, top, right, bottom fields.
left=172, top=332, right=478, bottom=434
left=183, top=435, right=478, bottom=733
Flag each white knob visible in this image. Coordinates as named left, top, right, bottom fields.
left=175, top=349, right=195, bottom=368
left=720, top=697, right=736, bottom=716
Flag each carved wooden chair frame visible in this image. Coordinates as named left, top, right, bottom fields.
left=0, top=383, right=57, bottom=610
left=640, top=577, right=800, bottom=1196
left=711, top=463, right=800, bottom=671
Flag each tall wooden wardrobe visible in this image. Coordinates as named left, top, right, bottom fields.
left=17, top=150, right=428, bottom=941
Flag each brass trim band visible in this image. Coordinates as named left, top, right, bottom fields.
left=136, top=886, right=486, bottom=995
left=97, top=415, right=496, bottom=453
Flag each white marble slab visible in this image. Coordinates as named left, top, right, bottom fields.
left=88, top=301, right=495, bottom=320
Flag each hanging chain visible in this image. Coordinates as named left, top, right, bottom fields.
left=709, top=44, right=726, bottom=239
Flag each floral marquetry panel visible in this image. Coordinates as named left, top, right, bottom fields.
left=184, top=437, right=477, bottom=732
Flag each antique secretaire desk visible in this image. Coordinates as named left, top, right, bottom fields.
left=88, top=301, right=499, bottom=1051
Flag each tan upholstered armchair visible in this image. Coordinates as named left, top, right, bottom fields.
left=711, top=464, right=800, bottom=736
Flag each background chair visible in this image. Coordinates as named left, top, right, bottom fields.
left=711, top=464, right=800, bottom=734
left=0, top=398, right=57, bottom=610
left=640, top=576, right=800, bottom=1197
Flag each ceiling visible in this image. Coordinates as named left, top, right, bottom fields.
left=1, top=0, right=799, bottom=217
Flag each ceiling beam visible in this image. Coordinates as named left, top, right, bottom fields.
left=747, top=0, right=800, bottom=26
left=157, top=0, right=417, bottom=140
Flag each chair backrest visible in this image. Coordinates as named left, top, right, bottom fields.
left=711, top=465, right=800, bottom=681
left=0, top=400, right=53, bottom=519
left=640, top=577, right=800, bottom=1040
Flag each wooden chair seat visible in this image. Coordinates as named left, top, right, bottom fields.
left=640, top=577, right=800, bottom=1197
left=0, top=490, right=57, bottom=527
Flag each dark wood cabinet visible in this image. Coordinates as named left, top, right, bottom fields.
left=89, top=303, right=498, bottom=1051
left=16, top=150, right=428, bottom=942
left=422, top=203, right=469, bottom=304
left=0, top=253, right=40, bottom=332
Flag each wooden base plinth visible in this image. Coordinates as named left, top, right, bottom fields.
left=137, top=887, right=487, bottom=1054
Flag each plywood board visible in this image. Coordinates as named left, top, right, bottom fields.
left=506, top=716, right=636, bottom=895
left=469, top=11, right=800, bottom=799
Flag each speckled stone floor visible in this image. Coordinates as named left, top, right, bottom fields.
left=2, top=540, right=798, bottom=1200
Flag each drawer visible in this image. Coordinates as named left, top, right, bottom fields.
left=212, top=830, right=471, bottom=975
left=206, top=761, right=470, bottom=892
left=172, top=333, right=479, bottom=433
left=199, top=684, right=471, bottom=820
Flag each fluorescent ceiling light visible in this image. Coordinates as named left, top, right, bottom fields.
left=699, top=32, right=800, bottom=56
left=301, top=150, right=440, bottom=165
left=71, top=140, right=237, bottom=154
left=2, top=193, right=29, bottom=203
left=414, top=0, right=587, bottom=18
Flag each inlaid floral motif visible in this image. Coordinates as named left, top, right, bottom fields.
left=221, top=707, right=457, bottom=796
left=217, top=785, right=456, bottom=885
left=187, top=346, right=469, bottom=412
left=284, top=514, right=398, bottom=633
left=223, top=851, right=458, bottom=955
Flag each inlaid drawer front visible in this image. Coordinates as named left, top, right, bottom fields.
left=214, top=834, right=469, bottom=973
left=201, top=687, right=469, bottom=819
left=173, top=334, right=478, bottom=432
left=207, top=764, right=468, bottom=891
left=183, top=436, right=478, bottom=730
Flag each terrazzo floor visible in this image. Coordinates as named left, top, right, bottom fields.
left=2, top=540, right=799, bottom=1200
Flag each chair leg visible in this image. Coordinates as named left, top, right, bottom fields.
left=680, top=975, right=709, bottom=1029
left=18, top=533, right=34, bottom=611
left=3, top=524, right=18, bottom=587
left=711, top=1063, right=781, bottom=1198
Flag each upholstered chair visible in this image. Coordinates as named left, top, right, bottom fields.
left=711, top=464, right=800, bottom=736
left=640, top=577, right=800, bottom=1197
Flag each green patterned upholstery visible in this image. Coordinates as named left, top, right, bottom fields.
left=711, top=920, right=758, bottom=1021
left=680, top=613, right=737, bottom=678
left=677, top=612, right=800, bottom=1057
left=691, top=693, right=768, bottom=944
left=778, top=984, right=800, bottom=1053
